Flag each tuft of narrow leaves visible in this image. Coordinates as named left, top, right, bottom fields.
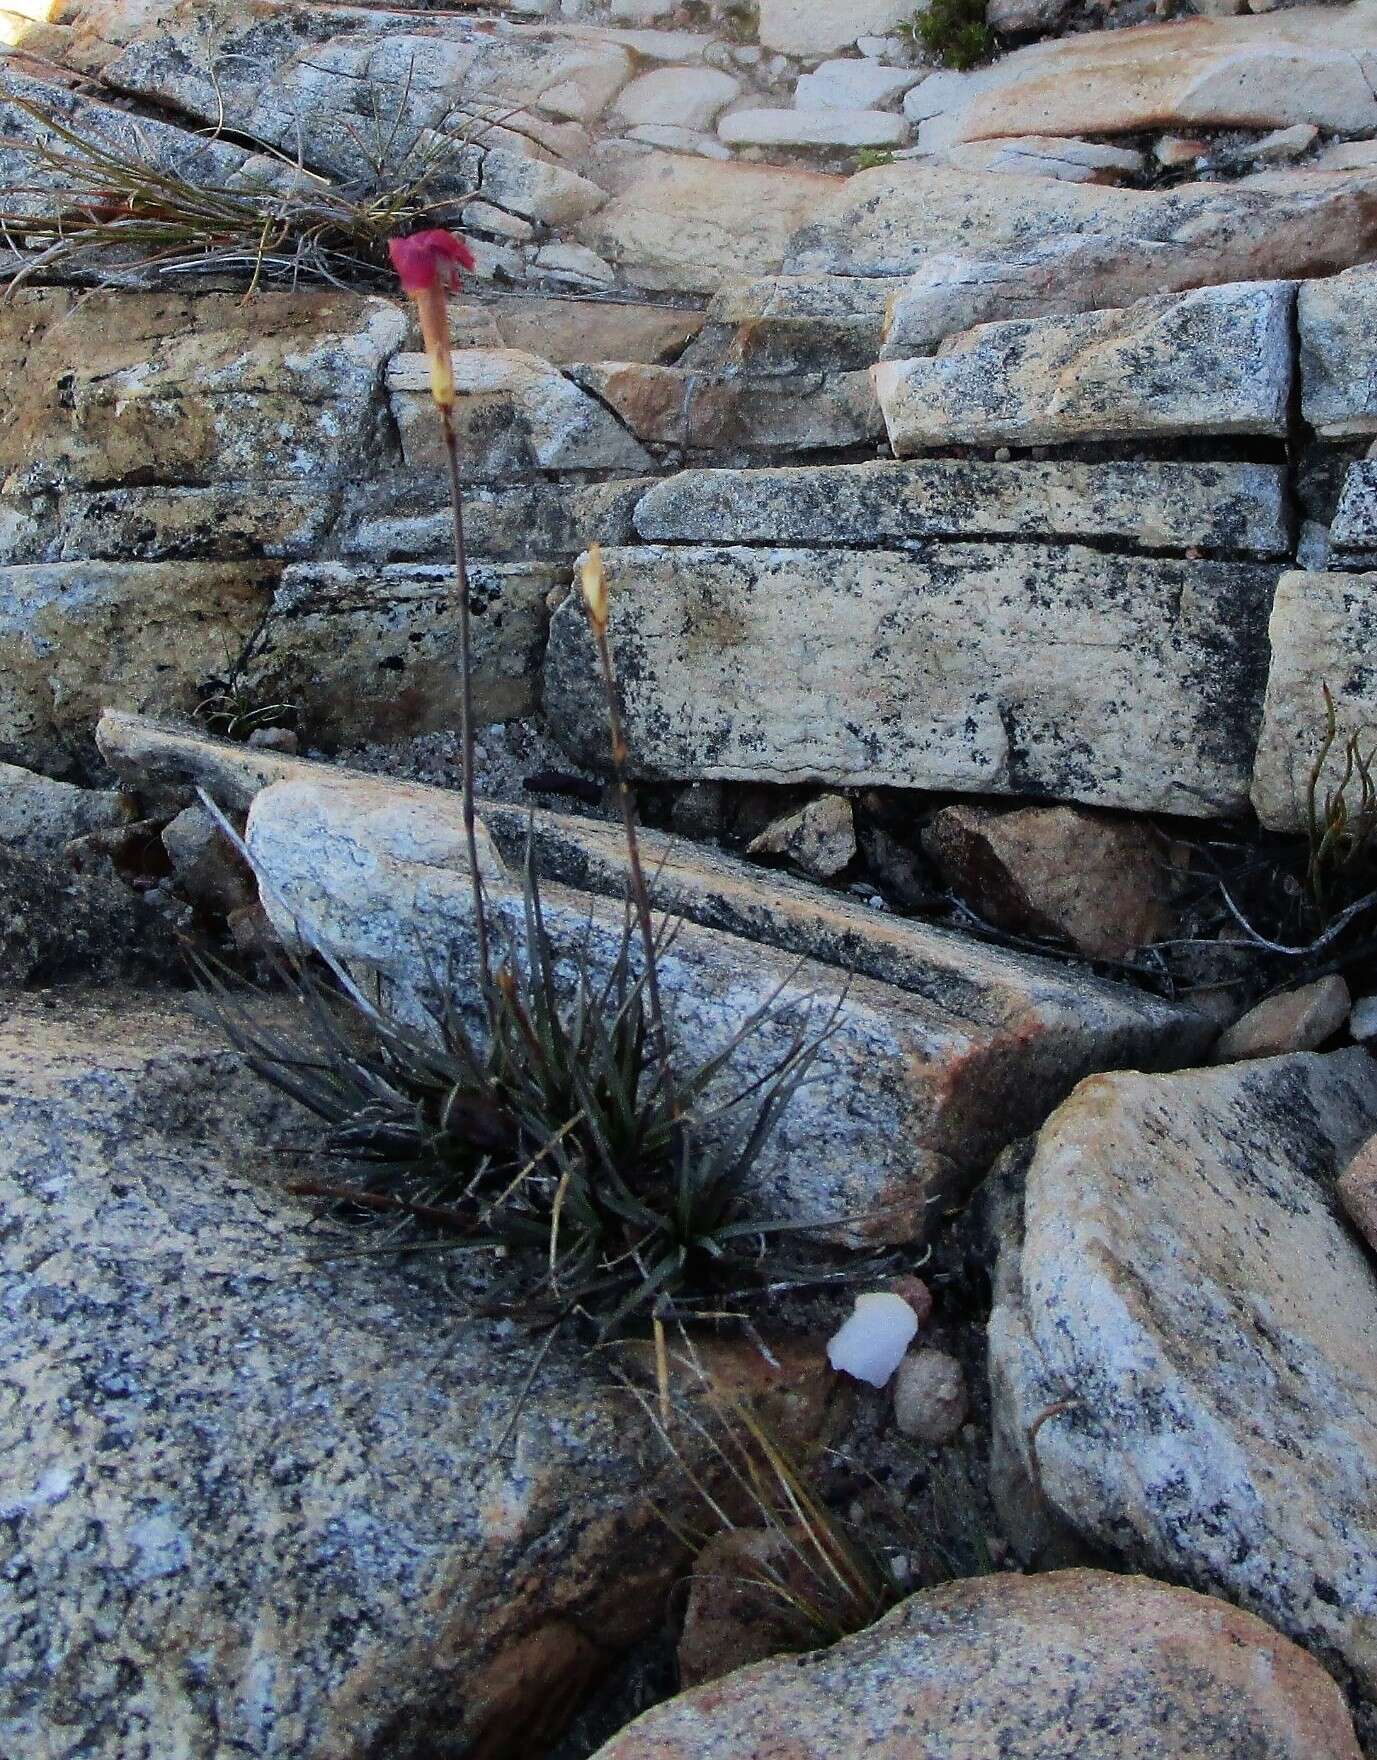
left=200, top=832, right=839, bottom=1340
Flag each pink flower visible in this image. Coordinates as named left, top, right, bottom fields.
left=388, top=229, right=476, bottom=409
left=388, top=228, right=477, bottom=295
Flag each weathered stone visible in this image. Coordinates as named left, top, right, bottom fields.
left=916, top=134, right=1146, bottom=183
left=913, top=7, right=1377, bottom=147
left=160, top=800, right=254, bottom=914
left=615, top=65, right=739, bottom=128
left=986, top=0, right=1072, bottom=30
left=0, top=561, right=279, bottom=775
left=0, top=484, right=333, bottom=567
left=1244, top=122, right=1320, bottom=164
left=388, top=349, right=653, bottom=474
left=545, top=544, right=1273, bottom=817
left=0, top=847, right=179, bottom=986
left=461, top=199, right=536, bottom=243
left=222, top=761, right=1210, bottom=1244
left=569, top=364, right=882, bottom=454
left=747, top=793, right=856, bottom=879
left=0, top=759, right=124, bottom=858
left=718, top=108, right=911, bottom=149
left=592, top=1569, right=1364, bottom=1760
left=247, top=561, right=556, bottom=744
left=1301, top=265, right=1377, bottom=438
left=1212, top=975, right=1351, bottom=1063
left=91, top=711, right=1215, bottom=1133
left=786, top=164, right=1377, bottom=347
left=921, top=803, right=1177, bottom=960
left=1251, top=570, right=1377, bottom=833
left=103, top=3, right=633, bottom=186
left=758, top=0, right=912, bottom=54
left=0, top=289, right=405, bottom=494
left=532, top=241, right=616, bottom=286
left=1316, top=139, right=1377, bottom=173
left=987, top=1054, right=1377, bottom=1747
left=577, top=154, right=841, bottom=293
left=630, top=458, right=1289, bottom=556
left=0, top=993, right=842, bottom=1758
left=698, top=273, right=894, bottom=372
left=892, top=1348, right=968, bottom=1444
left=1339, top=1131, right=1377, bottom=1254
left=874, top=282, right=1294, bottom=451
left=1331, top=463, right=1377, bottom=552
left=474, top=147, right=607, bottom=226
left=623, top=122, right=732, bottom=158
left=486, top=294, right=703, bottom=366
left=794, top=59, right=924, bottom=112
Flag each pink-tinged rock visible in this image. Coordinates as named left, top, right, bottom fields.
left=592, top=1570, right=1363, bottom=1760
left=1211, top=975, right=1351, bottom=1064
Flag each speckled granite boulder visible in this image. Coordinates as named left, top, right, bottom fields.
left=590, top=1570, right=1362, bottom=1760
left=0, top=996, right=835, bottom=1759
left=988, top=1053, right=1377, bottom=1748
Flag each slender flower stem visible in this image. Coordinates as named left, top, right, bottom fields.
left=590, top=615, right=676, bottom=1115
left=440, top=401, right=492, bottom=994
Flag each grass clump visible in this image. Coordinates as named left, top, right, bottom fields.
left=903, top=0, right=995, bottom=71
left=1306, top=683, right=1377, bottom=922
left=205, top=851, right=834, bottom=1340
left=638, top=1351, right=993, bottom=1656
left=0, top=71, right=540, bottom=292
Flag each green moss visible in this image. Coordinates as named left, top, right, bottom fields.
left=856, top=148, right=896, bottom=171
left=905, top=0, right=995, bottom=71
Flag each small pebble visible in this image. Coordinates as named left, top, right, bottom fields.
left=893, top=1348, right=969, bottom=1444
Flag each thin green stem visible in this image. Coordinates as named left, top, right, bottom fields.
left=440, top=401, right=493, bottom=994
left=590, top=617, right=676, bottom=1117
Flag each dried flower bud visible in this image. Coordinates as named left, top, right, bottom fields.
left=579, top=544, right=610, bottom=634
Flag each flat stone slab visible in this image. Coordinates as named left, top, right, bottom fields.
left=592, top=1570, right=1363, bottom=1760
left=987, top=1052, right=1377, bottom=1747
left=717, top=107, right=910, bottom=149
left=544, top=543, right=1274, bottom=816
left=1251, top=570, right=1377, bottom=833
left=913, top=6, right=1377, bottom=148
left=1300, top=265, right=1377, bottom=438
left=629, top=459, right=1289, bottom=556
left=238, top=762, right=1208, bottom=1245
left=874, top=281, right=1294, bottom=451
left=0, top=995, right=793, bottom=1760
left=250, top=560, right=558, bottom=742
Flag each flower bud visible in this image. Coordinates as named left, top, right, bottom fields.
left=579, top=544, right=609, bottom=634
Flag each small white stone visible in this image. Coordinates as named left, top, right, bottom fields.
left=1349, top=996, right=1377, bottom=1042
left=827, top=1292, right=920, bottom=1387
